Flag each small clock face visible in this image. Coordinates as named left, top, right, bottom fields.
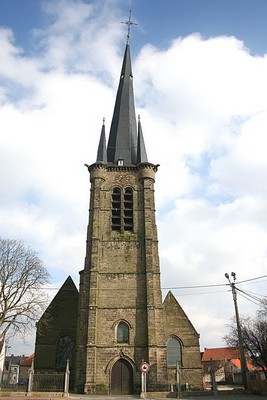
left=115, top=173, right=130, bottom=186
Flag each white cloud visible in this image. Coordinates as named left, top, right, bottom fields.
left=1, top=0, right=267, bottom=353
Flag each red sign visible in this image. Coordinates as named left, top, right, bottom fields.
left=140, top=362, right=150, bottom=373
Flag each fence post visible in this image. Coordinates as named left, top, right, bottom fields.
left=63, top=359, right=70, bottom=397
left=209, top=358, right=217, bottom=395
left=176, top=360, right=181, bottom=398
left=27, top=359, right=34, bottom=396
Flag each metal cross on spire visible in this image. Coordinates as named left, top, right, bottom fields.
left=121, top=10, right=137, bottom=44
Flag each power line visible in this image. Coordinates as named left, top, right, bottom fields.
left=163, top=289, right=228, bottom=296
left=240, top=288, right=266, bottom=298
left=40, top=274, right=267, bottom=299
left=236, top=290, right=263, bottom=307
left=236, top=287, right=265, bottom=306
left=162, top=283, right=227, bottom=290
left=237, top=274, right=267, bottom=285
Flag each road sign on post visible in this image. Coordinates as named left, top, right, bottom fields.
left=140, top=362, right=150, bottom=398
left=140, top=361, right=150, bottom=373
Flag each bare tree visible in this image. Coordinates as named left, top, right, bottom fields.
left=257, top=297, right=267, bottom=318
left=224, top=312, right=267, bottom=379
left=0, top=238, right=50, bottom=340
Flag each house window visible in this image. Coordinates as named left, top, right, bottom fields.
left=167, top=337, right=182, bottom=367
left=111, top=187, right=133, bottom=232
left=117, top=321, right=129, bottom=343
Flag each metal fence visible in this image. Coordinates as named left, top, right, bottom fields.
left=1, top=360, right=70, bottom=395
left=32, top=372, right=64, bottom=392
left=0, top=381, right=27, bottom=392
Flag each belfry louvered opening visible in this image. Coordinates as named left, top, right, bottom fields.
left=111, top=187, right=133, bottom=232
left=124, top=188, right=133, bottom=231
left=112, top=187, right=121, bottom=231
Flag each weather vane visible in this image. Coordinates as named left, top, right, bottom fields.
left=121, top=10, right=137, bottom=43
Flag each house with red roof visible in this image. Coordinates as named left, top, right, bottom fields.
left=202, top=347, right=255, bottom=386
left=225, top=357, right=256, bottom=384
left=19, top=354, right=34, bottom=384
left=202, top=347, right=240, bottom=374
left=1, top=353, right=34, bottom=387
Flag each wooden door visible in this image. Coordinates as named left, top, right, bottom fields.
left=111, top=359, right=133, bottom=394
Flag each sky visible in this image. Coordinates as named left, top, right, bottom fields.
left=1, top=0, right=267, bottom=356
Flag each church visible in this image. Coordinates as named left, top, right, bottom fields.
left=34, top=30, right=203, bottom=395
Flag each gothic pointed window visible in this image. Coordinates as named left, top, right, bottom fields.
left=117, top=321, right=129, bottom=343
left=167, top=337, right=182, bottom=367
left=112, top=187, right=121, bottom=231
left=56, top=335, right=74, bottom=370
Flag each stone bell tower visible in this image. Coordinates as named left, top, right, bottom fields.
left=74, top=34, right=167, bottom=394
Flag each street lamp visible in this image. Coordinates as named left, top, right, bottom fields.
left=225, top=272, right=248, bottom=390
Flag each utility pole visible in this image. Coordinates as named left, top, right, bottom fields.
left=225, top=272, right=248, bottom=390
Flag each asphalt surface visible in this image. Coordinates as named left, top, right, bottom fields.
left=69, top=395, right=265, bottom=400
left=0, top=394, right=264, bottom=400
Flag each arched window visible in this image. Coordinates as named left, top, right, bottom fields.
left=124, top=187, right=133, bottom=231
left=56, top=335, right=74, bottom=370
left=167, top=337, right=182, bottom=367
left=112, top=187, right=121, bottom=231
left=117, top=321, right=129, bottom=343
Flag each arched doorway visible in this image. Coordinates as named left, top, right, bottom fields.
left=111, top=359, right=134, bottom=394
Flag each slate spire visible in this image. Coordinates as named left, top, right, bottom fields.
left=95, top=16, right=148, bottom=167
left=106, top=42, right=138, bottom=166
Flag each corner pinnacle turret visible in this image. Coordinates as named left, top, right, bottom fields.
left=96, top=118, right=107, bottom=163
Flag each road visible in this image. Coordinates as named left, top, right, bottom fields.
left=69, top=394, right=263, bottom=400
left=0, top=392, right=263, bottom=400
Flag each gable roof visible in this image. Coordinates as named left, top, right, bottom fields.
left=46, top=275, right=78, bottom=308
left=20, top=353, right=34, bottom=366
left=230, top=358, right=255, bottom=371
left=202, top=347, right=240, bottom=362
left=163, top=291, right=199, bottom=336
left=38, top=275, right=78, bottom=321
